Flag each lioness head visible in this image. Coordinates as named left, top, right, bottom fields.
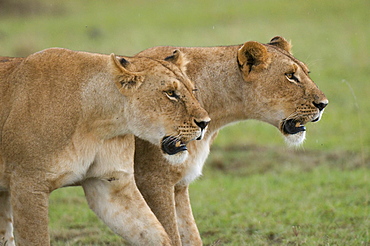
left=112, top=50, right=210, bottom=163
left=237, top=36, right=328, bottom=146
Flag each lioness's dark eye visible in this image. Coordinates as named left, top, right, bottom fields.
left=285, top=73, right=300, bottom=83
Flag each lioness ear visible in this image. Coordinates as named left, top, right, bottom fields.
left=110, top=53, right=144, bottom=96
left=237, top=41, right=271, bottom=77
left=268, top=36, right=292, bottom=53
left=164, top=49, right=189, bottom=73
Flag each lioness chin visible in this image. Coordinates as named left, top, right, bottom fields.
left=0, top=48, right=210, bottom=245
left=134, top=36, right=328, bottom=245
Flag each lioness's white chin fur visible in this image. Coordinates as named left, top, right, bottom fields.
left=284, top=131, right=306, bottom=147
left=164, top=151, right=189, bottom=165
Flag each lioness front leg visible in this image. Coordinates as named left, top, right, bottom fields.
left=175, top=184, right=202, bottom=246
left=82, top=173, right=171, bottom=246
left=9, top=172, right=50, bottom=246
left=137, top=180, right=181, bottom=246
left=0, top=191, right=15, bottom=246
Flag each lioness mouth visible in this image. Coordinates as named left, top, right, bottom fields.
left=161, top=136, right=188, bottom=155
left=282, top=119, right=306, bottom=135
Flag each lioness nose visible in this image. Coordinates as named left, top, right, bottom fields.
left=313, top=100, right=328, bottom=111
left=194, top=119, right=210, bottom=130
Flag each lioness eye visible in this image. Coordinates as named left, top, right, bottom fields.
left=165, top=90, right=180, bottom=101
left=285, top=73, right=300, bottom=83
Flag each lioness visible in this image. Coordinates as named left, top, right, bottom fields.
left=134, top=36, right=328, bottom=245
left=0, top=48, right=210, bottom=245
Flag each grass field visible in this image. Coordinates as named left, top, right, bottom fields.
left=1, top=0, right=369, bottom=245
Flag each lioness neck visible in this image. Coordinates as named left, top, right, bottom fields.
left=138, top=45, right=259, bottom=134
left=28, top=48, right=130, bottom=139
left=179, top=46, right=256, bottom=133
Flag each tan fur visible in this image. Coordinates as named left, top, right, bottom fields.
left=134, top=36, right=328, bottom=245
left=0, top=48, right=210, bottom=245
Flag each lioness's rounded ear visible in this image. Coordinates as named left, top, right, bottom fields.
left=268, top=36, right=292, bottom=54
left=110, top=53, right=144, bottom=96
left=164, top=49, right=189, bottom=73
left=237, top=41, right=271, bottom=77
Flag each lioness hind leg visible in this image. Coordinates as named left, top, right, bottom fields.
left=10, top=173, right=50, bottom=246
left=0, top=191, right=15, bottom=246
left=82, top=174, right=172, bottom=246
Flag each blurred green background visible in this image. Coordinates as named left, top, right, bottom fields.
left=1, top=0, right=369, bottom=153
left=1, top=0, right=368, bottom=245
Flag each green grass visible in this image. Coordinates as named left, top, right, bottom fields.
left=193, top=167, right=369, bottom=245
left=1, top=0, right=369, bottom=245
left=196, top=146, right=369, bottom=245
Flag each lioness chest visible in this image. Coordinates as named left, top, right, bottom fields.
left=0, top=134, right=134, bottom=191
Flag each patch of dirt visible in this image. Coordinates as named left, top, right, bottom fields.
left=207, top=144, right=369, bottom=176
left=0, top=0, right=65, bottom=16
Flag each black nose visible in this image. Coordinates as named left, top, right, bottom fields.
left=313, top=101, right=328, bottom=111
left=194, top=120, right=209, bottom=130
